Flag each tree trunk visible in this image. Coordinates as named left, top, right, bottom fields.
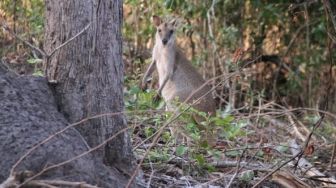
left=44, top=0, right=134, bottom=173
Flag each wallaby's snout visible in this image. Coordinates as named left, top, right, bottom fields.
left=162, top=38, right=168, bottom=45
left=161, top=30, right=173, bottom=45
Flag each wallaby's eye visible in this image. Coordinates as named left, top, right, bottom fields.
left=158, top=29, right=162, bottom=33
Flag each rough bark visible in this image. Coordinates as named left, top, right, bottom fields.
left=0, top=64, right=128, bottom=187
left=43, top=0, right=134, bottom=173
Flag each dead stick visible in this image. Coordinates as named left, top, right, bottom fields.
left=330, top=141, right=336, bottom=169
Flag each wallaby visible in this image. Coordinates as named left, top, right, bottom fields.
left=141, top=16, right=216, bottom=141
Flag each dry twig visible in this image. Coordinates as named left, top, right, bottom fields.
left=225, top=149, right=246, bottom=188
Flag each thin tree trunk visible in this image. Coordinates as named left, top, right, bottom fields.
left=44, top=0, right=134, bottom=173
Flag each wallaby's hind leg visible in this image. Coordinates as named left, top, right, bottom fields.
left=165, top=103, right=190, bottom=145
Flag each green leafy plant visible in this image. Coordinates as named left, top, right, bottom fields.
left=148, top=148, right=170, bottom=162
left=27, top=57, right=43, bottom=76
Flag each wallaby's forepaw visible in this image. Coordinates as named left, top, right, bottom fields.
left=153, top=93, right=161, bottom=103
left=139, top=82, right=147, bottom=91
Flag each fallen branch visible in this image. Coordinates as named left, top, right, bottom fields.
left=252, top=116, right=325, bottom=187
left=0, top=170, right=100, bottom=188
left=225, top=149, right=246, bottom=188
left=289, top=139, right=336, bottom=186
left=272, top=170, right=311, bottom=188
left=211, top=160, right=270, bottom=170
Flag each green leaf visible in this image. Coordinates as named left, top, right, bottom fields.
left=256, top=150, right=264, bottom=158
left=27, top=58, right=43, bottom=64
left=206, top=164, right=216, bottom=172
left=207, top=150, right=221, bottom=160
left=162, top=131, right=171, bottom=143
left=144, top=127, right=154, bottom=138
left=176, top=145, right=187, bottom=156
left=239, top=170, right=254, bottom=182
left=129, top=86, right=141, bottom=95
left=32, top=70, right=44, bottom=76
left=195, top=154, right=205, bottom=165
left=225, top=150, right=242, bottom=157
left=214, top=115, right=234, bottom=127
left=275, top=144, right=288, bottom=153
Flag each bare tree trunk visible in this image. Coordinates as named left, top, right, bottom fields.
left=44, top=0, right=134, bottom=173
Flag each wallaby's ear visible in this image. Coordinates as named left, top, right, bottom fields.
left=152, top=15, right=161, bottom=27
left=169, top=19, right=178, bottom=27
